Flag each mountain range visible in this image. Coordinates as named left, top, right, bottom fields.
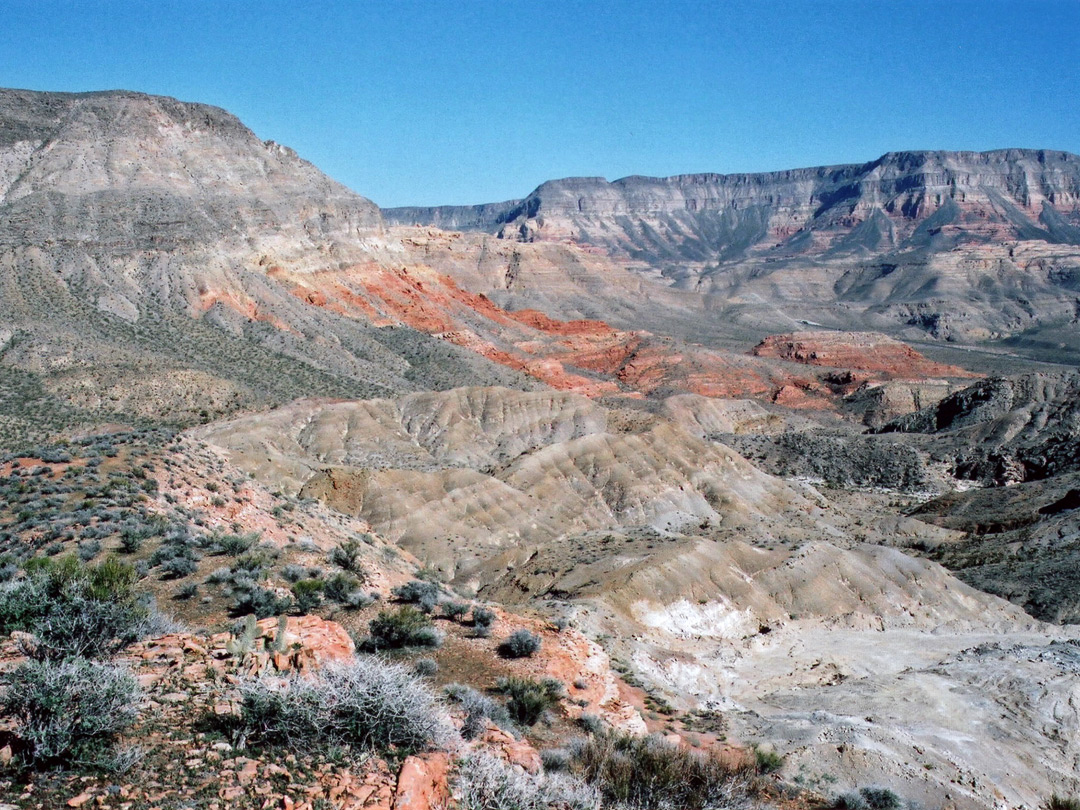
left=389, top=149, right=1080, bottom=349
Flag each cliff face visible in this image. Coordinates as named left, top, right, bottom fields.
left=384, top=150, right=1080, bottom=343
left=386, top=150, right=1080, bottom=259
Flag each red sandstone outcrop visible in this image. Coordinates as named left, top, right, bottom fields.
left=752, top=331, right=977, bottom=379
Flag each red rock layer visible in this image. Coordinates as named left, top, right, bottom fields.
left=752, top=331, right=978, bottom=379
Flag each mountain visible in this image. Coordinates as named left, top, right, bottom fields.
left=1, top=88, right=991, bottom=452
left=386, top=150, right=1080, bottom=347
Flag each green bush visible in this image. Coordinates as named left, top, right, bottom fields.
left=472, top=606, right=496, bottom=628
left=392, top=579, right=441, bottom=613
left=1, top=657, right=139, bottom=767
left=329, top=539, right=368, bottom=580
left=365, top=606, right=441, bottom=650
left=753, top=745, right=784, bottom=774
left=441, top=601, right=469, bottom=621
left=291, top=579, right=325, bottom=614
left=858, top=787, right=903, bottom=810
left=208, top=531, right=259, bottom=556
left=323, top=572, right=362, bottom=604
left=231, top=586, right=292, bottom=619
left=0, top=556, right=154, bottom=660
left=238, top=657, right=449, bottom=754
left=494, top=676, right=562, bottom=726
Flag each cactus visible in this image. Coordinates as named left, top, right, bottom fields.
left=226, top=613, right=258, bottom=657
left=271, top=614, right=289, bottom=653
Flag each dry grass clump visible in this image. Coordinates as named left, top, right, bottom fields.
left=1, top=657, right=139, bottom=768
left=456, top=752, right=600, bottom=810
left=238, top=656, right=451, bottom=754
left=566, top=730, right=759, bottom=810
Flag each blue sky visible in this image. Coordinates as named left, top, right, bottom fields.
left=3, top=1, right=1078, bottom=207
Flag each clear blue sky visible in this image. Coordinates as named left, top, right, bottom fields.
left=3, top=1, right=1078, bottom=207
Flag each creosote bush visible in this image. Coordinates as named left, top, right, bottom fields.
left=291, top=579, right=325, bottom=614
left=494, top=676, right=562, bottom=726
left=238, top=657, right=450, bottom=754
left=329, top=538, right=368, bottom=581
left=1, top=657, right=139, bottom=767
left=364, top=606, right=442, bottom=650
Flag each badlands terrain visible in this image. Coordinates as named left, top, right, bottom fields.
left=1, top=88, right=1080, bottom=809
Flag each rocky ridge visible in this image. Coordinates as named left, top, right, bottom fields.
left=387, top=150, right=1080, bottom=346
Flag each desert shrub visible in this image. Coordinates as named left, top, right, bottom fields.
left=832, top=793, right=869, bottom=810
left=329, top=539, right=368, bottom=580
left=392, top=579, right=441, bottom=613
left=567, top=730, right=757, bottom=810
left=0, top=556, right=154, bottom=660
left=1044, top=797, right=1080, bottom=810
left=205, top=566, right=232, bottom=585
left=499, top=629, right=541, bottom=659
left=494, top=676, right=562, bottom=726
left=118, top=531, right=143, bottom=554
left=579, top=713, right=605, bottom=735
left=77, top=538, right=102, bottom=562
left=753, top=745, right=784, bottom=774
left=1, top=657, right=139, bottom=767
left=160, top=555, right=198, bottom=580
left=238, top=657, right=449, bottom=754
left=291, top=579, right=325, bottom=614
left=456, top=752, right=600, bottom=810
left=365, top=606, right=441, bottom=650
left=231, top=586, right=292, bottom=619
left=541, top=748, right=572, bottom=772
left=857, top=787, right=903, bottom=810
left=175, top=583, right=198, bottom=601
left=344, top=590, right=379, bottom=610
left=323, top=572, right=361, bottom=603
left=208, top=531, right=258, bottom=556
left=445, top=683, right=513, bottom=738
left=441, top=601, right=469, bottom=621
left=472, top=606, right=496, bottom=628
left=0, top=559, right=18, bottom=582
left=231, top=551, right=272, bottom=578
left=281, top=564, right=307, bottom=583
left=413, top=658, right=438, bottom=677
